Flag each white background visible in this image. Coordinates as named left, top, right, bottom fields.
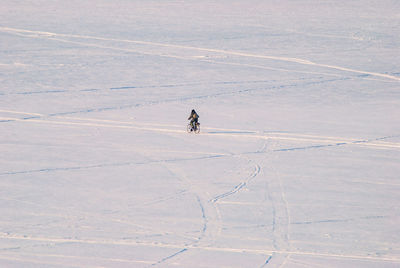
left=1, top=1, right=399, bottom=267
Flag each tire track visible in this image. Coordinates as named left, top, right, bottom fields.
left=151, top=162, right=223, bottom=266
left=2, top=111, right=399, bottom=152
left=254, top=139, right=291, bottom=267
left=165, top=163, right=224, bottom=243
left=150, top=248, right=188, bottom=267
left=210, top=164, right=260, bottom=203
left=2, top=231, right=400, bottom=264
left=1, top=26, right=399, bottom=81
left=1, top=76, right=351, bottom=118
left=0, top=252, right=154, bottom=267
left=0, top=78, right=320, bottom=96
left=0, top=197, right=197, bottom=243
left=0, top=154, right=227, bottom=176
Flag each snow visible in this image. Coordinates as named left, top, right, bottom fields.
left=1, top=0, right=400, bottom=267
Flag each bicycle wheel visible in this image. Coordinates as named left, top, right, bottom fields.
left=187, top=123, right=193, bottom=133
left=194, top=123, right=200, bottom=134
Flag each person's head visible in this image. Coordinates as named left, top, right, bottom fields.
left=192, top=109, right=195, bottom=113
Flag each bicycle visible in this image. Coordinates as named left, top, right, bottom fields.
left=187, top=122, right=200, bottom=134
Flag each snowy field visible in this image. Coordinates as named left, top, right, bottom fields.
left=1, top=0, right=400, bottom=267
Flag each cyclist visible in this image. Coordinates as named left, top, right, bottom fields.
left=188, top=109, right=199, bottom=131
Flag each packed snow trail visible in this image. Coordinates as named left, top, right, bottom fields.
left=1, top=111, right=399, bottom=151
left=1, top=26, right=399, bottom=82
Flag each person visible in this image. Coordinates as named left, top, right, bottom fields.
left=188, top=109, right=199, bottom=131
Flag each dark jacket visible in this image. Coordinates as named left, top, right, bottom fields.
left=188, top=110, right=199, bottom=121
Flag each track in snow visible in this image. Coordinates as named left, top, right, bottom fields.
left=1, top=110, right=399, bottom=152
left=1, top=26, right=399, bottom=82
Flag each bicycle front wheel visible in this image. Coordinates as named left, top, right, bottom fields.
left=194, top=123, right=200, bottom=134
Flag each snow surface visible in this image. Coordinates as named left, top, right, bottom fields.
left=1, top=0, right=400, bottom=267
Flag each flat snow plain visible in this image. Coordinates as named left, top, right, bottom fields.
left=1, top=1, right=400, bottom=267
